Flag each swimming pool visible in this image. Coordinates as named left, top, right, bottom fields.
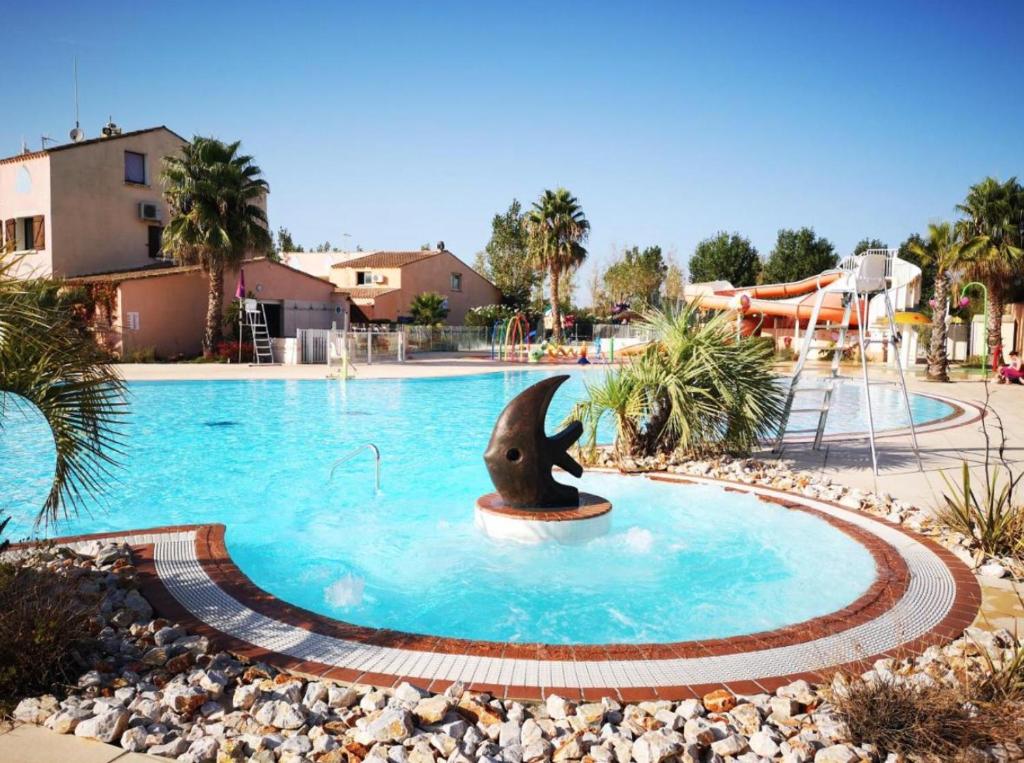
left=0, top=370, right=954, bottom=644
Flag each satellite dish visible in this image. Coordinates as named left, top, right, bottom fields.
left=69, top=127, right=85, bottom=143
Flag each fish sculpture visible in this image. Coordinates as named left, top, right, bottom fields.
left=483, top=375, right=584, bottom=508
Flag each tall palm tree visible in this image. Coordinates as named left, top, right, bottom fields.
left=907, top=223, right=986, bottom=382
left=0, top=255, right=126, bottom=527
left=525, top=188, right=590, bottom=343
left=956, top=177, right=1024, bottom=358
left=161, top=138, right=272, bottom=358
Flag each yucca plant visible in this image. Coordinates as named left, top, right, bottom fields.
left=937, top=383, right=1024, bottom=558
left=569, top=304, right=785, bottom=462
left=939, top=463, right=1024, bottom=558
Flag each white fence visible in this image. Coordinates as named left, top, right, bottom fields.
left=296, top=329, right=405, bottom=364
left=592, top=323, right=658, bottom=341
left=400, top=325, right=491, bottom=352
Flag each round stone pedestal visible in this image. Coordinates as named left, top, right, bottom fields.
left=474, top=492, right=612, bottom=543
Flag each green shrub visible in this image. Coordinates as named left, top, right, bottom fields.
left=122, top=346, right=157, bottom=363
left=0, top=558, right=97, bottom=710
left=569, top=304, right=785, bottom=461
left=465, top=304, right=515, bottom=327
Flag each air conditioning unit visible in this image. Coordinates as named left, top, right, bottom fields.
left=371, top=273, right=385, bottom=284
left=138, top=202, right=160, bottom=221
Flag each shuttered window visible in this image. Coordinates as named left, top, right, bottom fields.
left=32, top=215, right=45, bottom=249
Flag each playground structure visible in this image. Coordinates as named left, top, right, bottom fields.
left=490, top=314, right=630, bottom=364
left=491, top=313, right=532, bottom=361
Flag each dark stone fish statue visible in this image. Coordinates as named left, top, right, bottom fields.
left=483, top=375, right=584, bottom=509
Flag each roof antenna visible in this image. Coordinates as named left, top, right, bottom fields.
left=69, top=56, right=85, bottom=143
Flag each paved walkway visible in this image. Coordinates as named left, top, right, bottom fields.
left=763, top=366, right=1024, bottom=513
left=0, top=723, right=156, bottom=762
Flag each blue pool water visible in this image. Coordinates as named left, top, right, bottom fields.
left=0, top=371, right=950, bottom=644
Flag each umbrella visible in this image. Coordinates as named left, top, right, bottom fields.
left=235, top=269, right=246, bottom=300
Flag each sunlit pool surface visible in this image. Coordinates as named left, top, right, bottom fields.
left=1, top=371, right=953, bottom=644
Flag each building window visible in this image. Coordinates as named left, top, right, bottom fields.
left=450, top=272, right=462, bottom=291
left=356, top=271, right=371, bottom=285
left=124, top=151, right=147, bottom=184
left=148, top=225, right=164, bottom=258
left=4, top=215, right=45, bottom=251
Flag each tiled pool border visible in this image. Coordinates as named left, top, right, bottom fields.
left=32, top=476, right=980, bottom=702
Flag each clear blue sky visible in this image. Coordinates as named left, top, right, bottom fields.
left=3, top=1, right=1022, bottom=296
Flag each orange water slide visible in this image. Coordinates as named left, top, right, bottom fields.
left=688, top=271, right=865, bottom=327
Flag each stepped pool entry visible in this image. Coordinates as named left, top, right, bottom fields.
left=2, top=370, right=980, bottom=692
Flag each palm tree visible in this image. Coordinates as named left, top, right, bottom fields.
left=161, top=138, right=272, bottom=358
left=0, top=255, right=126, bottom=528
left=907, top=223, right=987, bottom=382
left=409, top=292, right=449, bottom=325
left=569, top=304, right=784, bottom=462
left=525, top=189, right=590, bottom=343
left=956, top=177, right=1024, bottom=358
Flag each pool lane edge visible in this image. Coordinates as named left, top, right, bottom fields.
left=18, top=478, right=981, bottom=702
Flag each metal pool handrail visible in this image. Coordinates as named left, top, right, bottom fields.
left=330, top=443, right=381, bottom=492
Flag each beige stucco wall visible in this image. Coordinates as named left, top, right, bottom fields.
left=48, top=129, right=188, bottom=277
left=400, top=252, right=500, bottom=323
left=113, top=260, right=348, bottom=358
left=0, top=153, right=53, bottom=278
left=330, top=265, right=403, bottom=289
left=334, top=252, right=500, bottom=323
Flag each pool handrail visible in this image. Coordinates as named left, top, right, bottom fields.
left=330, top=443, right=381, bottom=492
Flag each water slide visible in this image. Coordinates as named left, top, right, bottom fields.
left=682, top=271, right=865, bottom=327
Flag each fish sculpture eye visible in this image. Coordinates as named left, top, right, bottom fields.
left=482, top=375, right=584, bottom=509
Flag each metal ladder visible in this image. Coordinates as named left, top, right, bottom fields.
left=330, top=443, right=381, bottom=492
left=772, top=250, right=923, bottom=475
left=242, top=299, right=274, bottom=365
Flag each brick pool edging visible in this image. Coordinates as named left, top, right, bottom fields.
left=27, top=477, right=980, bottom=702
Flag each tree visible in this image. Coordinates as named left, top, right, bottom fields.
left=663, top=258, right=685, bottom=308
left=956, top=176, right=1024, bottom=355
left=897, top=233, right=935, bottom=302
left=907, top=223, right=986, bottom=382
left=0, top=255, right=126, bottom=526
left=276, top=227, right=302, bottom=253
left=162, top=138, right=272, bottom=358
left=569, top=304, right=784, bottom=461
left=688, top=232, right=760, bottom=286
left=603, top=245, right=667, bottom=309
left=474, top=200, right=539, bottom=310
left=313, top=241, right=334, bottom=252
left=761, top=228, right=837, bottom=284
left=854, top=238, right=887, bottom=255
left=409, top=292, right=449, bottom=325
left=525, top=188, right=590, bottom=343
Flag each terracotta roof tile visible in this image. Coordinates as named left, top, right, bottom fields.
left=331, top=250, right=442, bottom=269
left=346, top=286, right=400, bottom=299
left=0, top=126, right=187, bottom=165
